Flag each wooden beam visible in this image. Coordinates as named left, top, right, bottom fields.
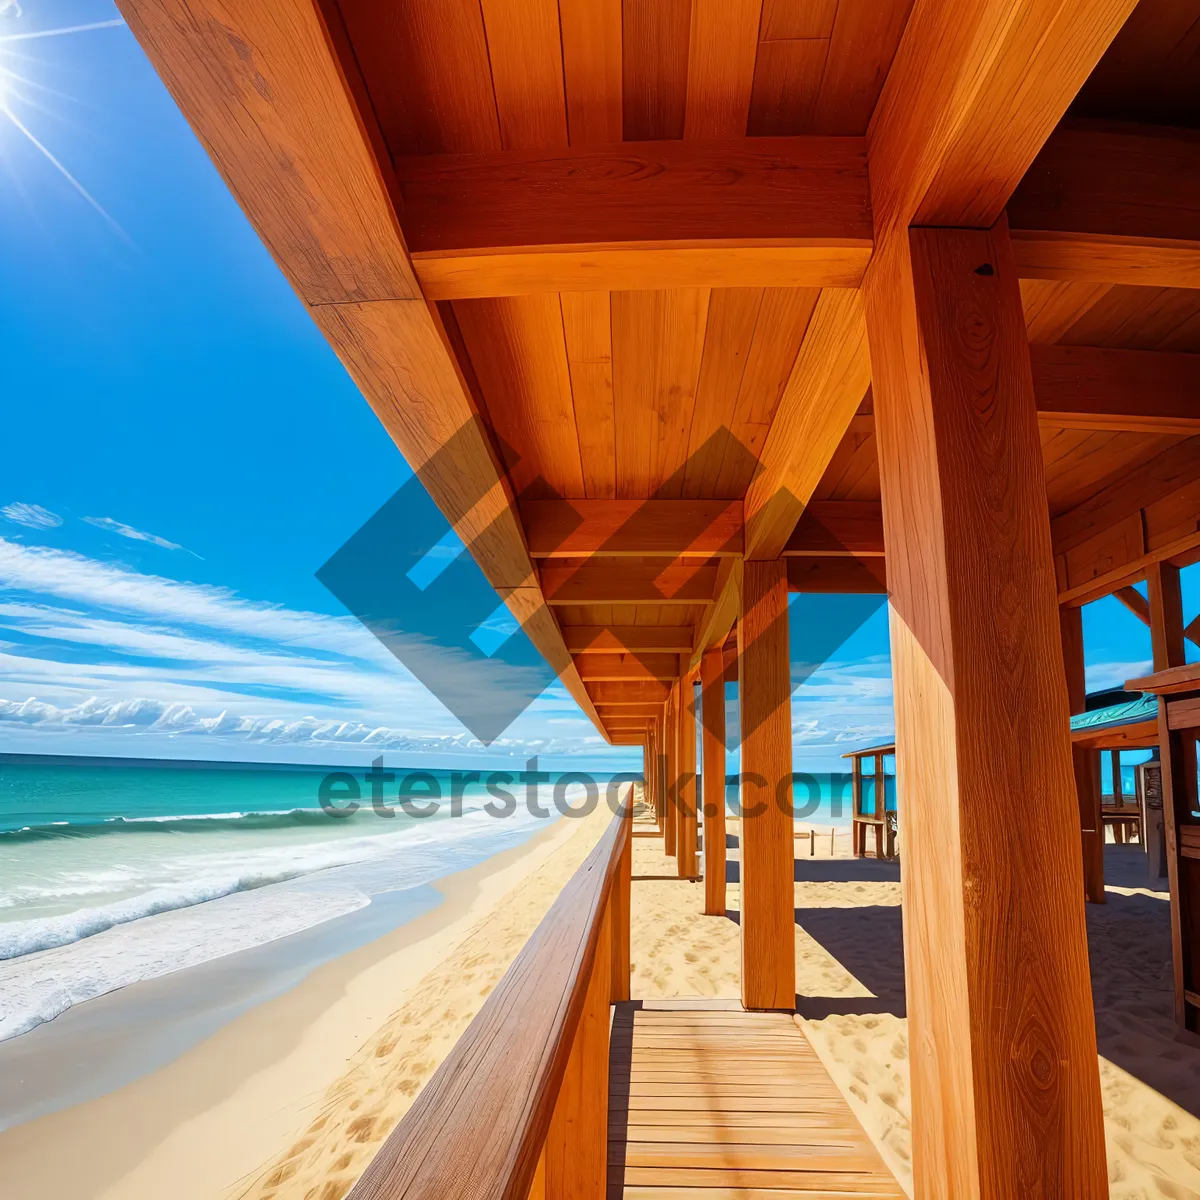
left=738, top=560, right=795, bottom=1011
left=595, top=704, right=664, bottom=719
left=743, top=289, right=871, bottom=560
left=700, top=647, right=728, bottom=917
left=786, top=556, right=887, bottom=593
left=1031, top=345, right=1200, bottom=434
left=396, top=139, right=872, bottom=298
left=865, top=219, right=1106, bottom=1196
left=676, top=677, right=698, bottom=880
left=867, top=1, right=1137, bottom=235
left=117, top=0, right=609, bottom=743
left=1053, top=439, right=1200, bottom=556
left=1114, top=585, right=1151, bottom=626
left=784, top=500, right=885, bottom=556
left=588, top=681, right=671, bottom=706
left=522, top=499, right=742, bottom=557
left=1062, top=605, right=1105, bottom=905
left=1010, top=123, right=1200, bottom=290
left=540, top=558, right=719, bottom=604
left=564, top=626, right=694, bottom=654
left=576, top=653, right=681, bottom=682
left=1058, top=527, right=1200, bottom=609
left=691, top=558, right=742, bottom=667
left=1148, top=561, right=1187, bottom=673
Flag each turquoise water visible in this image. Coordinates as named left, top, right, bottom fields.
left=0, top=754, right=623, bottom=1042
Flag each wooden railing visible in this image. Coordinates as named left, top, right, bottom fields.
left=348, top=794, right=633, bottom=1200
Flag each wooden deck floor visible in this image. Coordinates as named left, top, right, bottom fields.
left=607, top=1003, right=904, bottom=1199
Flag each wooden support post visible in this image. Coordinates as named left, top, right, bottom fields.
left=866, top=221, right=1106, bottom=1198
left=1148, top=559, right=1194, bottom=1029
left=1061, top=605, right=1105, bottom=903
left=664, top=687, right=677, bottom=858
left=873, top=753, right=885, bottom=859
left=544, top=905, right=611, bottom=1200
left=1111, top=750, right=1124, bottom=843
left=701, top=648, right=728, bottom=915
left=738, top=560, right=795, bottom=1011
left=852, top=754, right=863, bottom=858
left=611, top=821, right=632, bottom=1003
left=677, top=677, right=698, bottom=879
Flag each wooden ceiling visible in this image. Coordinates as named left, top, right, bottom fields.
left=119, top=0, right=1200, bottom=745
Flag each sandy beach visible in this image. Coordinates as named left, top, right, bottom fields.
left=5, top=803, right=1198, bottom=1200
left=0, top=806, right=597, bottom=1199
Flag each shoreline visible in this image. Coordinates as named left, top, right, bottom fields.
left=0, top=810, right=579, bottom=1200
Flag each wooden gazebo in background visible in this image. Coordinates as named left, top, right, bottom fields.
left=843, top=742, right=896, bottom=859
left=119, top=0, right=1200, bottom=1193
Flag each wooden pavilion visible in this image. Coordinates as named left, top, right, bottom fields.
left=119, top=0, right=1200, bottom=1195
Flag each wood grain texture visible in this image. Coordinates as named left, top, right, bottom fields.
left=522, top=499, right=743, bottom=557
left=1061, top=605, right=1105, bottom=905
left=577, top=654, right=682, bottom=682
left=747, top=39, right=827, bottom=137
left=612, top=822, right=632, bottom=1002
left=743, top=288, right=871, bottom=559
left=1010, top=122, right=1200, bottom=289
left=591, top=681, right=673, bottom=706
left=607, top=1010, right=904, bottom=1196
left=623, top=0, right=692, bottom=141
left=700, top=647, right=728, bottom=915
left=684, top=0, right=762, bottom=139
left=397, top=139, right=873, bottom=297
left=786, top=555, right=887, bottom=593
left=541, top=558, right=719, bottom=605
left=347, top=802, right=629, bottom=1200
left=737, top=560, right=795, bottom=1010
left=867, top=0, right=1136, bottom=233
left=677, top=678, right=699, bottom=879
left=812, top=0, right=915, bottom=136
left=1050, top=437, right=1200, bottom=556
left=561, top=291, right=617, bottom=499
left=692, top=558, right=743, bottom=665
left=565, top=627, right=695, bottom=654
left=545, top=903, right=610, bottom=1200
left=335, top=0, right=501, bottom=156
left=865, top=220, right=1106, bottom=1198
left=1031, top=344, right=1200, bottom=434
left=1148, top=560, right=1187, bottom=672
left=397, top=140, right=871, bottom=252
left=478, top=0, right=567, bottom=151
left=613, top=289, right=711, bottom=499
left=118, top=0, right=419, bottom=303
left=1020, top=278, right=1114, bottom=344
left=784, top=500, right=884, bottom=556
left=559, top=0, right=623, bottom=146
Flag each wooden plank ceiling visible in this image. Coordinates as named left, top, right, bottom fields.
left=310, top=0, right=1199, bottom=742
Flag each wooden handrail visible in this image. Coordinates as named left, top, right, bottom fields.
left=348, top=796, right=632, bottom=1200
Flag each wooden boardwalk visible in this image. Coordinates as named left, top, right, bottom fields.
left=608, top=1004, right=904, bottom=1199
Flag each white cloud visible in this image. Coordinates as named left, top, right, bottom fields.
left=82, top=516, right=196, bottom=555
left=2, top=502, right=62, bottom=529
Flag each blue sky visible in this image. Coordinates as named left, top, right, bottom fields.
left=0, top=1, right=1192, bottom=772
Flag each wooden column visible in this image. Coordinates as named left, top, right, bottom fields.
left=701, top=647, right=728, bottom=915
left=664, top=687, right=677, bottom=858
left=677, top=676, right=699, bottom=879
left=738, top=560, right=795, bottom=1011
left=1148, top=562, right=1186, bottom=671
left=1111, top=750, right=1124, bottom=843
left=611, top=820, right=632, bottom=1002
left=1061, top=605, right=1105, bottom=903
left=851, top=754, right=863, bottom=857
left=865, top=221, right=1106, bottom=1198
left=1148, top=560, right=1192, bottom=1027
left=544, top=905, right=610, bottom=1199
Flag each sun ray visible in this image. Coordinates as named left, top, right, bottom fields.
left=0, top=19, right=126, bottom=44
left=0, top=101, right=129, bottom=240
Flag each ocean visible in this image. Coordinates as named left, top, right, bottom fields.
left=0, top=755, right=601, bottom=1045
left=0, top=754, right=869, bottom=1051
